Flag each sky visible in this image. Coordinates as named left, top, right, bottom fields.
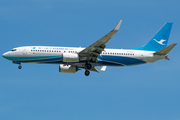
left=0, top=0, right=180, bottom=120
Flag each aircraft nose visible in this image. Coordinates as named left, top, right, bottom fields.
left=2, top=52, right=9, bottom=58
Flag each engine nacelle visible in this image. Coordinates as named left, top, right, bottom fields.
left=59, top=64, right=77, bottom=73
left=62, top=53, right=79, bottom=62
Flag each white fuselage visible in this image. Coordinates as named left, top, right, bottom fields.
left=2, top=46, right=166, bottom=67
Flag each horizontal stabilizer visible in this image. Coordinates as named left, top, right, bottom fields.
left=165, top=56, right=170, bottom=60
left=154, top=43, right=177, bottom=55
left=100, top=66, right=107, bottom=71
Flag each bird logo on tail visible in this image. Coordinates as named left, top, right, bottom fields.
left=154, top=39, right=166, bottom=45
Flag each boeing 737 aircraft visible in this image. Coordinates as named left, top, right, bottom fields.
left=2, top=20, right=177, bottom=76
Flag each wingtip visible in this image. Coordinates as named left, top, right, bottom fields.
left=113, top=20, right=122, bottom=31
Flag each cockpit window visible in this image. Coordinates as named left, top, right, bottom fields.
left=11, top=49, right=17, bottom=51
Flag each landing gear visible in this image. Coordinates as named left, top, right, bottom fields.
left=85, top=61, right=92, bottom=70
left=85, top=70, right=90, bottom=76
left=12, top=61, right=22, bottom=69
left=84, top=60, right=91, bottom=76
left=87, top=64, right=92, bottom=70
left=18, top=64, right=22, bottom=69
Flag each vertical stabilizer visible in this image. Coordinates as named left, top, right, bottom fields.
left=132, top=22, right=173, bottom=51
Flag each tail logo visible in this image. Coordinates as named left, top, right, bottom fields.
left=153, top=39, right=166, bottom=45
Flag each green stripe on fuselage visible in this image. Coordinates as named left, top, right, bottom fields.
left=5, top=55, right=62, bottom=61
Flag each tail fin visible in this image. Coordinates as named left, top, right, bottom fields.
left=132, top=22, right=173, bottom=51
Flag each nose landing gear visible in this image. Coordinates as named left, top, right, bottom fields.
left=18, top=64, right=22, bottom=69
left=13, top=61, right=22, bottom=69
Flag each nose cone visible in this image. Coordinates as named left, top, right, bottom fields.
left=2, top=52, right=9, bottom=59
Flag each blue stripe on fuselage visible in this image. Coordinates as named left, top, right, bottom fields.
left=98, top=55, right=146, bottom=66
left=8, top=55, right=145, bottom=66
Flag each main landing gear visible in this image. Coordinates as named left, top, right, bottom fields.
left=84, top=62, right=92, bottom=76
left=85, top=70, right=90, bottom=76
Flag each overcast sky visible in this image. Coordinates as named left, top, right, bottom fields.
left=1, top=0, right=180, bottom=120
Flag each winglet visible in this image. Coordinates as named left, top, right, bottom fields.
left=113, top=20, right=122, bottom=31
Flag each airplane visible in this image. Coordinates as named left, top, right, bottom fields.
left=2, top=20, right=177, bottom=76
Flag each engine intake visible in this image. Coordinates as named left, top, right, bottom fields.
left=62, top=53, right=79, bottom=62
left=59, top=64, right=78, bottom=73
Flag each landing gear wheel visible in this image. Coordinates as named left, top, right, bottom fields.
left=85, top=70, right=90, bottom=76
left=18, top=65, right=22, bottom=69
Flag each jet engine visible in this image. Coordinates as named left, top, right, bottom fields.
left=62, top=53, right=79, bottom=62
left=59, top=64, right=78, bottom=73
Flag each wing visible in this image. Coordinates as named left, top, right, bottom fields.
left=79, top=20, right=122, bottom=61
